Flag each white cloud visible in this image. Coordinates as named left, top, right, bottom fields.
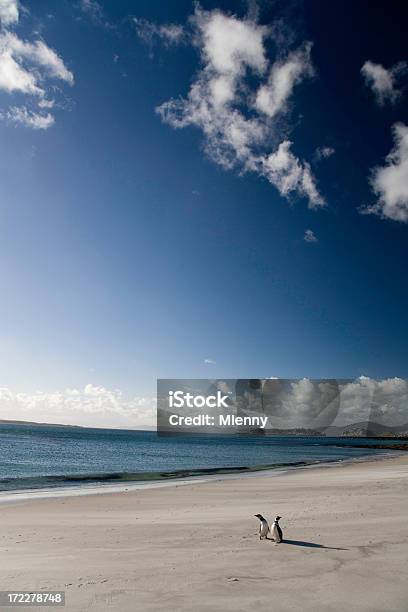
left=304, top=228, right=318, bottom=242
left=1, top=32, right=74, bottom=85
left=0, top=0, right=19, bottom=27
left=6, top=105, right=55, bottom=129
left=134, top=18, right=185, bottom=47
left=204, top=358, right=216, bottom=364
left=156, top=8, right=324, bottom=208
left=260, top=141, right=324, bottom=207
left=315, top=146, right=335, bottom=160
left=156, top=9, right=325, bottom=208
left=0, top=45, right=40, bottom=94
left=198, top=9, right=267, bottom=77
left=0, top=384, right=156, bottom=429
left=0, top=5, right=73, bottom=129
left=337, top=377, right=408, bottom=428
left=262, top=376, right=408, bottom=429
left=361, top=60, right=406, bottom=106
left=263, top=378, right=341, bottom=429
left=362, top=122, right=408, bottom=222
left=370, top=378, right=408, bottom=426
left=255, top=44, right=313, bottom=118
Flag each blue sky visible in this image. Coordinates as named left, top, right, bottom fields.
left=0, top=0, right=407, bottom=427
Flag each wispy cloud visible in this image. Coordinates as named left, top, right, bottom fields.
left=361, top=122, right=408, bottom=222
left=38, top=97, right=55, bottom=109
left=361, top=60, right=407, bottom=106
left=79, top=0, right=112, bottom=29
left=134, top=18, right=185, bottom=47
left=0, top=2, right=73, bottom=129
left=260, top=140, right=323, bottom=205
left=80, top=0, right=103, bottom=23
left=0, top=384, right=156, bottom=429
left=315, top=146, right=335, bottom=160
left=204, top=358, right=216, bottom=364
left=6, top=105, right=55, bottom=129
left=156, top=7, right=324, bottom=209
left=304, top=229, right=318, bottom=242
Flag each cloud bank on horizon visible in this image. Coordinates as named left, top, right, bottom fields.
left=0, top=384, right=156, bottom=429
left=261, top=377, right=408, bottom=430
left=1, top=378, right=407, bottom=430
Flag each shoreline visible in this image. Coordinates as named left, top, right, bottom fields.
left=0, top=449, right=403, bottom=506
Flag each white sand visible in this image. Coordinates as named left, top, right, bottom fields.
left=1, top=455, right=408, bottom=611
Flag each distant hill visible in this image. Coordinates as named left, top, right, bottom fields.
left=0, top=418, right=83, bottom=428
left=264, top=428, right=324, bottom=436
left=324, top=421, right=408, bottom=437
left=0, top=419, right=156, bottom=431
left=1, top=418, right=406, bottom=437
left=246, top=422, right=408, bottom=437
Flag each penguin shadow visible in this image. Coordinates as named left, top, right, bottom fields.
left=282, top=539, right=348, bottom=551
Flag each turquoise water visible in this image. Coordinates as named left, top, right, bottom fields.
left=0, top=423, right=402, bottom=491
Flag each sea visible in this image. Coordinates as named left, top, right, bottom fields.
left=0, top=423, right=403, bottom=493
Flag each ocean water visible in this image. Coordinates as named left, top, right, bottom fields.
left=0, top=423, right=402, bottom=492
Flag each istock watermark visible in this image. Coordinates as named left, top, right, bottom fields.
left=157, top=378, right=405, bottom=437
left=157, top=378, right=343, bottom=436
left=168, top=390, right=230, bottom=409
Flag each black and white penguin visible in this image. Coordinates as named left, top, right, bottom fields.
left=254, top=514, right=270, bottom=540
left=271, top=516, right=283, bottom=543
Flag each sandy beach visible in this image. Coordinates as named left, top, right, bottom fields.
left=1, top=455, right=408, bottom=611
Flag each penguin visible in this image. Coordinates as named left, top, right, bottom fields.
left=254, top=514, right=270, bottom=540
left=271, top=516, right=283, bottom=543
